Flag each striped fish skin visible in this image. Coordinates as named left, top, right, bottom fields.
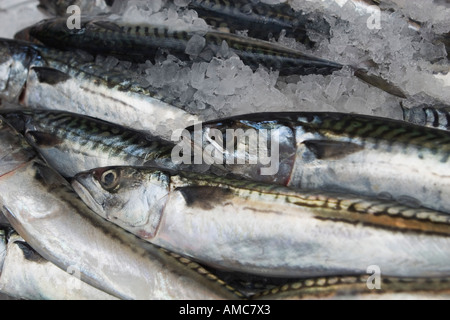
left=26, top=17, right=343, bottom=77
left=0, top=233, right=118, bottom=300
left=253, top=275, right=450, bottom=300
left=190, top=112, right=450, bottom=214
left=403, top=105, right=450, bottom=131
left=1, top=110, right=179, bottom=178
left=0, top=38, right=199, bottom=140
left=73, top=165, right=450, bottom=278
left=187, top=0, right=330, bottom=47
left=0, top=116, right=242, bottom=300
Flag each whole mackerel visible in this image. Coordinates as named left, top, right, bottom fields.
left=20, top=17, right=406, bottom=97
left=24, top=17, right=343, bottom=77
left=186, top=112, right=450, bottom=213
left=0, top=38, right=199, bottom=140
left=0, top=115, right=241, bottom=300
left=74, top=165, right=450, bottom=278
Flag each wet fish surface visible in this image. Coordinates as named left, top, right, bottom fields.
left=0, top=38, right=199, bottom=140
left=0, top=232, right=118, bottom=300
left=0, top=115, right=241, bottom=300
left=73, top=165, right=450, bottom=278
left=187, top=112, right=450, bottom=213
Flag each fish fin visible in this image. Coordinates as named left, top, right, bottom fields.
left=177, top=186, right=233, bottom=210
left=91, top=20, right=123, bottom=33
left=303, top=140, right=364, bottom=160
left=26, top=131, right=63, bottom=148
left=354, top=69, right=407, bottom=99
left=31, top=67, right=71, bottom=85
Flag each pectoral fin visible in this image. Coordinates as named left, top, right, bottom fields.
left=32, top=67, right=71, bottom=85
left=26, top=131, right=63, bottom=148
left=177, top=186, right=233, bottom=210
left=303, top=140, right=364, bottom=160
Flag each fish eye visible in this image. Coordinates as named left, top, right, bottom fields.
left=99, top=169, right=120, bottom=191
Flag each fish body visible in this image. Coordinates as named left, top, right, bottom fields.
left=0, top=115, right=241, bottom=300
left=403, top=104, right=450, bottom=131
left=0, top=233, right=118, bottom=300
left=1, top=110, right=180, bottom=178
left=188, top=112, right=450, bottom=213
left=0, top=38, right=199, bottom=140
left=187, top=0, right=330, bottom=47
left=25, top=17, right=343, bottom=76
left=74, top=165, right=450, bottom=278
left=253, top=275, right=450, bottom=300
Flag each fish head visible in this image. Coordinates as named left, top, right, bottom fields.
left=0, top=115, right=36, bottom=179
left=0, top=39, right=40, bottom=103
left=186, top=114, right=297, bottom=185
left=72, top=167, right=170, bottom=239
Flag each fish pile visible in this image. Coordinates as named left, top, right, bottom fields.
left=0, top=0, right=450, bottom=300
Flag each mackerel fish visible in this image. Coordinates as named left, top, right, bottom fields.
left=186, top=112, right=450, bottom=213
left=0, top=38, right=199, bottom=140
left=24, top=17, right=344, bottom=77
left=21, top=17, right=407, bottom=97
left=74, top=165, right=450, bottom=278
left=0, top=232, right=118, bottom=300
left=0, top=114, right=241, bottom=300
